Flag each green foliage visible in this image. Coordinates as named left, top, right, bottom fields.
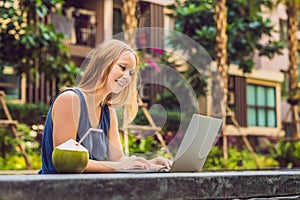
left=0, top=123, right=41, bottom=170
left=120, top=133, right=161, bottom=157
left=16, top=123, right=41, bottom=153
left=0, top=102, right=49, bottom=125
left=203, top=146, right=279, bottom=170
left=121, top=133, right=280, bottom=170
left=0, top=155, right=26, bottom=170
left=203, top=146, right=226, bottom=170
left=170, top=0, right=285, bottom=73
left=129, top=134, right=160, bottom=154
left=0, top=0, right=81, bottom=87
left=270, top=140, right=300, bottom=167
left=0, top=1, right=26, bottom=67
left=0, top=127, right=15, bottom=158
left=0, top=153, right=41, bottom=170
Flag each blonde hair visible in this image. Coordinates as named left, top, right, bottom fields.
left=77, top=39, right=139, bottom=125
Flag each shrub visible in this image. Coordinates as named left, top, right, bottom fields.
left=203, top=146, right=279, bottom=171
left=0, top=123, right=41, bottom=170
left=0, top=102, right=49, bottom=125
left=270, top=139, right=300, bottom=168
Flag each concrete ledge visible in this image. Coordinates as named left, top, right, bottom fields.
left=0, top=170, right=300, bottom=199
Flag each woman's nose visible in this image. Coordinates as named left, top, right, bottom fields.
left=123, top=71, right=131, bottom=79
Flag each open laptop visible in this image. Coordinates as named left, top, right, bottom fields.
left=115, top=114, right=223, bottom=173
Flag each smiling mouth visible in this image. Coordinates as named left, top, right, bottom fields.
left=116, top=80, right=125, bottom=87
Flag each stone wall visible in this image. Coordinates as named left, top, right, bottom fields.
left=0, top=170, right=299, bottom=199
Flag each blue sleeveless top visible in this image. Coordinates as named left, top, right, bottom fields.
left=38, top=88, right=110, bottom=174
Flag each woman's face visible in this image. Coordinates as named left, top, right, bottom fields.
left=106, top=51, right=136, bottom=94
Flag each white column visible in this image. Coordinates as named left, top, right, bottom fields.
left=103, top=0, right=113, bottom=40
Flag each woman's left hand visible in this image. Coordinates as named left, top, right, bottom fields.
left=149, top=157, right=173, bottom=170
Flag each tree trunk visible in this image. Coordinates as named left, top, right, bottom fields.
left=215, top=0, right=228, bottom=115
left=286, top=1, right=299, bottom=137
left=215, top=0, right=228, bottom=160
left=121, top=0, right=138, bottom=48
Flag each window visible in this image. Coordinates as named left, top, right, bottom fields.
left=246, top=84, right=276, bottom=127
left=52, top=7, right=97, bottom=47
left=0, top=66, right=20, bottom=99
left=279, top=19, right=287, bottom=42
left=113, top=8, right=123, bottom=35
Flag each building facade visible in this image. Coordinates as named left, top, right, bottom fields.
left=0, top=1, right=299, bottom=137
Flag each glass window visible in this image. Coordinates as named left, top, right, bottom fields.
left=266, top=87, right=275, bottom=107
left=279, top=19, right=288, bottom=41
left=246, top=84, right=276, bottom=127
left=0, top=66, right=20, bottom=99
left=267, top=110, right=276, bottom=127
left=247, top=85, right=256, bottom=105
left=256, top=86, right=265, bottom=106
left=258, top=108, right=266, bottom=126
left=247, top=107, right=256, bottom=126
left=113, top=8, right=123, bottom=35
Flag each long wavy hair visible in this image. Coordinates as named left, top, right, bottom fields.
left=77, top=39, right=139, bottom=125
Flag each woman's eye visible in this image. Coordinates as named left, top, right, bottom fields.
left=119, top=65, right=126, bottom=71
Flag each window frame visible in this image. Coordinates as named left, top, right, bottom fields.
left=0, top=69, right=26, bottom=103
left=246, top=83, right=277, bottom=127
left=246, top=78, right=281, bottom=129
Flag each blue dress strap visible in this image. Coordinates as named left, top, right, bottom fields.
left=72, top=88, right=110, bottom=160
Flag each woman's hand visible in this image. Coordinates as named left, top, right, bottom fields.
left=149, top=157, right=173, bottom=170
left=116, top=155, right=148, bottom=170
left=113, top=155, right=163, bottom=170
left=99, top=155, right=172, bottom=171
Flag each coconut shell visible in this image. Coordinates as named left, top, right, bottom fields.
left=52, top=139, right=89, bottom=173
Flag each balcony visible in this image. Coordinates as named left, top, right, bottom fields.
left=51, top=6, right=97, bottom=57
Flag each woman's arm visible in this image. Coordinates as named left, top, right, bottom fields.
left=52, top=91, right=80, bottom=147
left=84, top=156, right=152, bottom=172
left=84, top=107, right=152, bottom=172
left=52, top=93, right=168, bottom=172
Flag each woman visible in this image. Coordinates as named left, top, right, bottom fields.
left=39, top=39, right=172, bottom=174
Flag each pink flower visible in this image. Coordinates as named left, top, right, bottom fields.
left=146, top=57, right=161, bottom=73
left=151, top=48, right=164, bottom=55
left=139, top=32, right=147, bottom=46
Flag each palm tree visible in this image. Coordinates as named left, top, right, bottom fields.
left=282, top=0, right=300, bottom=138
left=214, top=0, right=229, bottom=160
left=214, top=0, right=263, bottom=167
left=262, top=0, right=300, bottom=138
left=121, top=0, right=138, bottom=47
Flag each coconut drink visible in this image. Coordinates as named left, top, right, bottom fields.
left=52, top=128, right=103, bottom=173
left=52, top=139, right=89, bottom=173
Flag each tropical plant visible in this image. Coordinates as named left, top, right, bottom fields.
left=121, top=0, right=138, bottom=47
left=270, top=139, right=300, bottom=168
left=204, top=146, right=279, bottom=170
left=0, top=102, right=49, bottom=125
left=214, top=0, right=229, bottom=161
left=169, top=0, right=284, bottom=89
left=0, top=123, right=41, bottom=170
left=0, top=0, right=81, bottom=87
left=276, top=0, right=300, bottom=137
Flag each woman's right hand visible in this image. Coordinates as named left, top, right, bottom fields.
left=85, top=155, right=167, bottom=172
left=114, top=155, right=164, bottom=170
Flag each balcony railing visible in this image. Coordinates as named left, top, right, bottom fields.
left=51, top=7, right=96, bottom=47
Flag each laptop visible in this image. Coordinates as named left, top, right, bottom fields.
left=115, top=114, right=223, bottom=173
